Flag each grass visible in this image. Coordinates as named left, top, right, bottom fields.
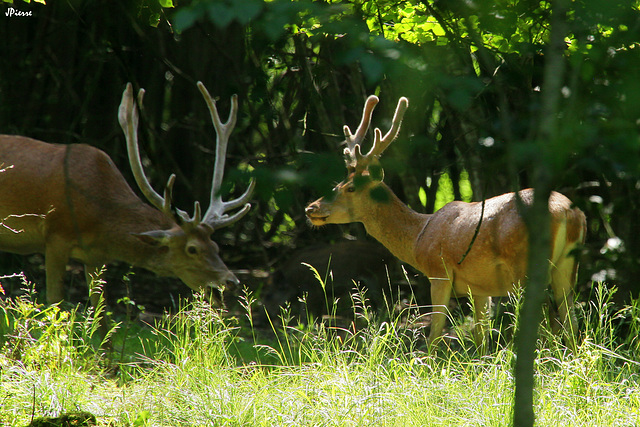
left=1, top=273, right=639, bottom=426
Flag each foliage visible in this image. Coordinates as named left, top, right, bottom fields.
left=0, top=274, right=110, bottom=369
left=25, top=412, right=97, bottom=427
left=2, top=0, right=46, bottom=4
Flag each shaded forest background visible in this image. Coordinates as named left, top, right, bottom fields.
left=1, top=0, right=639, bottom=318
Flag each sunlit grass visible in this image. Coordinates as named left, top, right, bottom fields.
left=1, top=272, right=639, bottom=426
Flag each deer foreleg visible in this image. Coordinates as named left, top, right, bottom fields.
left=427, top=279, right=453, bottom=348
left=44, top=243, right=69, bottom=304
left=550, top=256, right=579, bottom=350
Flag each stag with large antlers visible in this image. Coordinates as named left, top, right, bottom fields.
left=305, top=95, right=585, bottom=349
left=0, top=82, right=253, bottom=307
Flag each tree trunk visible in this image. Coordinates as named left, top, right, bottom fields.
left=512, top=0, right=570, bottom=425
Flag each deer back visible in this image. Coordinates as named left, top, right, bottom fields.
left=415, top=189, right=585, bottom=297
left=0, top=135, right=180, bottom=264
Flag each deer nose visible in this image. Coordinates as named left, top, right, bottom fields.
left=305, top=203, right=322, bottom=216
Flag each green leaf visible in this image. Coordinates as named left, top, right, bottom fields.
left=173, top=6, right=202, bottom=32
left=149, top=12, right=160, bottom=27
left=359, top=53, right=384, bottom=84
left=159, top=0, right=173, bottom=7
left=133, top=410, right=151, bottom=427
left=231, top=0, right=262, bottom=25
left=207, top=3, right=235, bottom=28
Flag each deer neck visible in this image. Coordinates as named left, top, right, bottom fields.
left=360, top=183, right=430, bottom=269
left=90, top=203, right=174, bottom=270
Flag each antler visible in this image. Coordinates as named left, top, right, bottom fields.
left=197, top=82, right=255, bottom=229
left=343, top=95, right=409, bottom=173
left=118, top=82, right=253, bottom=230
left=118, top=83, right=192, bottom=222
left=343, top=95, right=379, bottom=156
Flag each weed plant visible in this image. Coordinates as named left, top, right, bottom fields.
left=0, top=272, right=639, bottom=426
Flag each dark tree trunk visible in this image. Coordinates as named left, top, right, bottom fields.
left=512, top=0, right=570, bottom=425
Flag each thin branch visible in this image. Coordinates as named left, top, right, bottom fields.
left=0, top=213, right=45, bottom=234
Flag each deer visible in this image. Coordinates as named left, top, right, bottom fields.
left=0, top=81, right=254, bottom=310
left=305, top=94, right=586, bottom=350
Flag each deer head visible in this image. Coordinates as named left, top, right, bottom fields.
left=118, top=82, right=254, bottom=300
left=306, top=94, right=409, bottom=226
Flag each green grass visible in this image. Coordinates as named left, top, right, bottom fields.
left=1, top=274, right=639, bottom=426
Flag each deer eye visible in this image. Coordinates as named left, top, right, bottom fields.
left=346, top=184, right=356, bottom=193
left=187, top=245, right=198, bottom=255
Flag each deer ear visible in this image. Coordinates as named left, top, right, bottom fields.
left=132, top=230, right=172, bottom=246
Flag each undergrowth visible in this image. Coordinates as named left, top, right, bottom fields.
left=1, top=271, right=639, bottom=426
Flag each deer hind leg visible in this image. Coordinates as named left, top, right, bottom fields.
left=472, top=295, right=491, bottom=353
left=550, top=253, right=579, bottom=350
left=427, top=279, right=453, bottom=349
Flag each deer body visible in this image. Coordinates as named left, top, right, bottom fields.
left=1, top=136, right=179, bottom=301
left=0, top=82, right=253, bottom=306
left=306, top=95, right=585, bottom=348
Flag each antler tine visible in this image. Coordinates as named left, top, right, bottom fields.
left=119, top=83, right=182, bottom=220
left=343, top=95, right=379, bottom=154
left=365, top=96, right=409, bottom=158
left=197, top=81, right=254, bottom=229
left=205, top=183, right=255, bottom=229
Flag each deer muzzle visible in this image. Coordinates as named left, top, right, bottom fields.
left=305, top=201, right=330, bottom=226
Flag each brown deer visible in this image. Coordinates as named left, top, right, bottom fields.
left=0, top=82, right=253, bottom=307
left=305, top=94, right=586, bottom=349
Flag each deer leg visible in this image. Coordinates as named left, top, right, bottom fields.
left=44, top=243, right=69, bottom=304
left=472, top=295, right=491, bottom=352
left=550, top=255, right=579, bottom=350
left=427, top=279, right=453, bottom=348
